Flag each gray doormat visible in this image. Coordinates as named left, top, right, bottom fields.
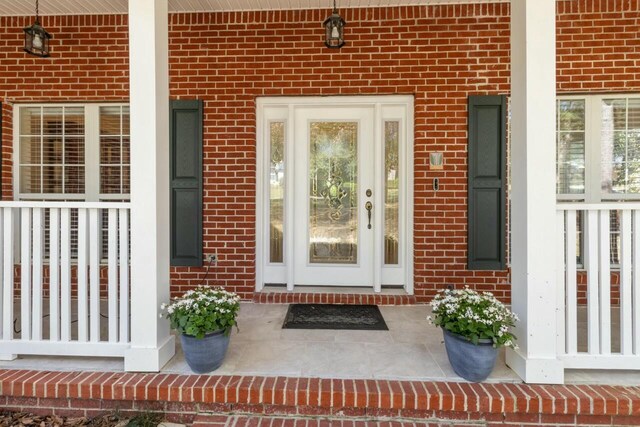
left=282, top=304, right=388, bottom=330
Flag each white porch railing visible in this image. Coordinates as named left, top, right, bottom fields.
left=0, top=201, right=131, bottom=358
left=557, top=203, right=640, bottom=369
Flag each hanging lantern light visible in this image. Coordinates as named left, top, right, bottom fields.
left=323, top=0, right=345, bottom=49
left=23, top=0, right=52, bottom=58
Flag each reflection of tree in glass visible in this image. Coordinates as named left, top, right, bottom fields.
left=270, top=122, right=284, bottom=164
left=269, top=122, right=286, bottom=263
left=308, top=122, right=359, bottom=264
left=602, top=99, right=640, bottom=194
left=310, top=122, right=357, bottom=217
left=556, top=100, right=585, bottom=195
left=384, top=121, right=400, bottom=265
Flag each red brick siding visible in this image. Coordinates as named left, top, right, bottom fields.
left=1, top=1, right=639, bottom=302
left=171, top=4, right=514, bottom=300
left=557, top=0, right=640, bottom=93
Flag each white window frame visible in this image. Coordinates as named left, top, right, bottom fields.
left=13, top=103, right=131, bottom=202
left=557, top=94, right=640, bottom=203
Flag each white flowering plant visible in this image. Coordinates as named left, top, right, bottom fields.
left=428, top=287, right=519, bottom=349
left=161, top=286, right=241, bottom=339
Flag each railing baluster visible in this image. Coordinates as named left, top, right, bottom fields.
left=0, top=208, right=16, bottom=360
left=0, top=209, right=3, bottom=339
left=599, top=210, right=611, bottom=355
left=108, top=208, right=118, bottom=343
left=1, top=208, right=12, bottom=341
left=566, top=210, right=578, bottom=354
left=586, top=209, right=600, bottom=354
left=619, top=210, right=633, bottom=355
left=20, top=208, right=32, bottom=341
left=49, top=208, right=60, bottom=342
left=119, top=208, right=129, bottom=343
left=634, top=210, right=640, bottom=355
left=89, top=208, right=100, bottom=342
left=556, top=210, right=567, bottom=354
left=31, top=208, right=43, bottom=341
left=77, top=209, right=88, bottom=342
left=60, top=208, right=72, bottom=341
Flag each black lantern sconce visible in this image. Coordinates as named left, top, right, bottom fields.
left=323, top=0, right=345, bottom=49
left=23, top=0, right=52, bottom=57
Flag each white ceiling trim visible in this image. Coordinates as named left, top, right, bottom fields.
left=0, top=0, right=508, bottom=16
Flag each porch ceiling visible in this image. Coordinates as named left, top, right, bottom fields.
left=0, top=0, right=507, bottom=16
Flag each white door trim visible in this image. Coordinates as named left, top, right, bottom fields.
left=256, top=95, right=414, bottom=294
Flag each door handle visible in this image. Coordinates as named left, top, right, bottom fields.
left=365, top=201, right=373, bottom=229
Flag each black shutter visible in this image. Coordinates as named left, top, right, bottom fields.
left=468, top=95, right=507, bottom=270
left=170, top=100, right=203, bottom=266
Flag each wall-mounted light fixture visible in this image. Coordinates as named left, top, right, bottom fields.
left=323, top=0, right=345, bottom=49
left=23, top=0, right=52, bottom=57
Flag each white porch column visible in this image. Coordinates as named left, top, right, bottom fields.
left=506, top=0, right=564, bottom=383
left=124, top=0, right=175, bottom=371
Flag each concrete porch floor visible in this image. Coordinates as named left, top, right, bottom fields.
left=1, top=302, right=640, bottom=385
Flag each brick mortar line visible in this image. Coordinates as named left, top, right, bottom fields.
left=1, top=370, right=639, bottom=417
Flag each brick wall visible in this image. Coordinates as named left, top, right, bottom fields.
left=1, top=1, right=639, bottom=302
left=556, top=0, right=640, bottom=93
left=168, top=4, right=515, bottom=300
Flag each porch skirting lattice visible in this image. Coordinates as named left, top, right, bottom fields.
left=1, top=369, right=639, bottom=426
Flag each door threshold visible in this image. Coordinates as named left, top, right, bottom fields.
left=262, top=284, right=408, bottom=295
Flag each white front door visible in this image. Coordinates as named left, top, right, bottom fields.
left=293, top=107, right=375, bottom=286
left=256, top=96, right=414, bottom=293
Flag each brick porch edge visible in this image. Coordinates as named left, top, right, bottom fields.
left=1, top=370, right=640, bottom=426
left=252, top=291, right=417, bottom=305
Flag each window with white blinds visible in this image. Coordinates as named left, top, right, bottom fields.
left=556, top=99, right=586, bottom=196
left=557, top=95, right=640, bottom=201
left=557, top=95, right=640, bottom=267
left=18, top=106, right=85, bottom=196
left=16, top=104, right=130, bottom=201
left=99, top=106, right=130, bottom=197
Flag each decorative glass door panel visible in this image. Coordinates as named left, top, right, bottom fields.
left=293, top=107, right=374, bottom=286
left=384, top=121, right=400, bottom=265
left=269, top=121, right=285, bottom=263
left=309, top=122, right=358, bottom=264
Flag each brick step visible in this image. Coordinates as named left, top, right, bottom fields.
left=193, top=414, right=483, bottom=427
left=2, top=370, right=640, bottom=427
left=252, top=291, right=417, bottom=305
left=191, top=414, right=227, bottom=426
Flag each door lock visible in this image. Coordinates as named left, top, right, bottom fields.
left=366, top=189, right=372, bottom=197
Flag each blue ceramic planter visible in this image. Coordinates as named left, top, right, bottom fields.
left=180, top=330, right=230, bottom=374
left=442, top=329, right=498, bottom=382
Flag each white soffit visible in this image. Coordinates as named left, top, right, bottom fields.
left=0, top=0, right=508, bottom=16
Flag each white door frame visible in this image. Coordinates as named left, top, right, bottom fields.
left=256, top=95, right=414, bottom=294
